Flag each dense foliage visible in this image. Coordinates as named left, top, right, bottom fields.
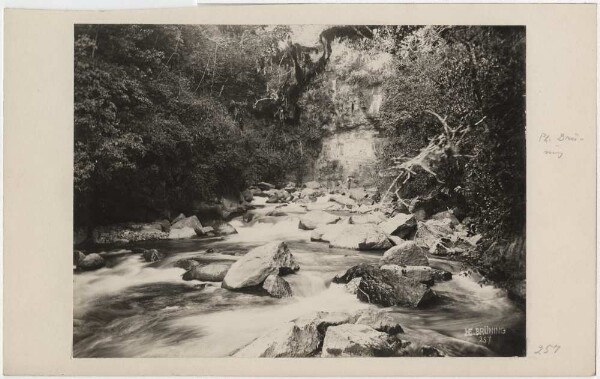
left=75, top=25, right=325, bottom=225
left=368, top=26, right=526, bottom=239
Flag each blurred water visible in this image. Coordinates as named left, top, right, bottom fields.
left=73, top=203, right=525, bottom=357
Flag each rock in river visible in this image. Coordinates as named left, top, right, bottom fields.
left=298, top=210, right=341, bottom=230
left=183, top=263, right=231, bottom=282
left=262, top=274, right=293, bottom=298
left=357, top=268, right=436, bottom=308
left=328, top=224, right=392, bottom=251
left=142, top=249, right=164, bottom=262
left=234, top=311, right=351, bottom=357
left=222, top=241, right=299, bottom=290
left=78, top=253, right=105, bottom=271
left=353, top=309, right=404, bottom=335
left=321, top=324, right=394, bottom=357
left=380, top=241, right=429, bottom=266
left=379, top=213, right=416, bottom=238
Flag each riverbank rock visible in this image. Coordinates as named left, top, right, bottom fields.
left=353, top=309, right=404, bottom=335
left=344, top=277, right=362, bottom=294
left=305, top=202, right=342, bottom=212
left=348, top=188, right=368, bottom=201
left=333, top=263, right=380, bottom=284
left=262, top=274, right=293, bottom=298
left=73, top=250, right=85, bottom=266
left=321, top=324, right=394, bottom=357
left=266, top=189, right=291, bottom=203
left=298, top=211, right=341, bottom=230
left=379, top=213, right=416, bottom=238
left=183, top=263, right=230, bottom=282
left=380, top=241, right=429, bottom=266
left=222, top=241, right=299, bottom=289
left=328, top=224, right=392, bottom=251
left=234, top=311, right=351, bottom=357
left=357, top=269, right=436, bottom=307
left=349, top=212, right=387, bottom=225
left=78, top=253, right=105, bottom=271
left=142, top=249, right=164, bottom=262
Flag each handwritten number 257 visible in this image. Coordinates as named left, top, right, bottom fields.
left=534, top=344, right=560, bottom=354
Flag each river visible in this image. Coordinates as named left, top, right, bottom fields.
left=73, top=199, right=525, bottom=357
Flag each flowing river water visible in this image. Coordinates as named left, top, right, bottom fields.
left=73, top=200, right=525, bottom=358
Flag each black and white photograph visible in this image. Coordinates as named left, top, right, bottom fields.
left=73, top=24, right=526, bottom=358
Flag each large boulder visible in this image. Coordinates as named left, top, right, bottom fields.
left=305, top=202, right=342, bottom=212
left=349, top=212, right=387, bottom=225
left=357, top=268, right=436, bottom=307
left=380, top=241, right=429, bottom=266
left=222, top=241, right=299, bottom=289
left=379, top=213, right=417, bottom=238
left=174, top=259, right=201, bottom=271
left=234, top=311, right=351, bottom=357
left=171, top=215, right=202, bottom=231
left=266, top=189, right=291, bottom=203
left=183, top=263, right=230, bottom=282
left=415, top=219, right=455, bottom=252
left=353, top=309, right=404, bottom=335
left=328, top=224, right=392, bottom=251
left=92, top=223, right=168, bottom=244
left=321, top=324, right=394, bottom=357
left=262, top=274, right=293, bottom=298
left=298, top=211, right=340, bottom=230
left=78, top=253, right=105, bottom=271
left=431, top=210, right=460, bottom=226
left=168, top=227, right=198, bottom=240
left=381, top=265, right=435, bottom=286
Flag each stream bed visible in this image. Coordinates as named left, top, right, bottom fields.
left=73, top=202, right=525, bottom=358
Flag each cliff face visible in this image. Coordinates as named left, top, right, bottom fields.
left=312, top=82, right=385, bottom=187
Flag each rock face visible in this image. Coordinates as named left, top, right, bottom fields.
left=380, top=241, right=429, bottom=266
left=262, top=274, right=293, bottom=298
left=379, top=213, right=417, bottom=238
left=222, top=241, right=299, bottom=289
left=328, top=224, right=392, bottom=251
left=353, top=309, right=404, bottom=335
left=183, top=263, right=230, bottom=282
left=321, top=324, right=393, bottom=357
left=142, top=249, right=164, bottom=262
left=298, top=211, right=341, bottom=230
left=234, top=311, right=351, bottom=357
left=357, top=268, right=436, bottom=307
left=78, top=253, right=105, bottom=271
